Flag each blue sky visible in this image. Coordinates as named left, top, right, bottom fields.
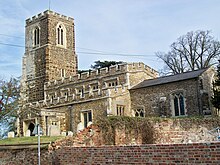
left=0, top=0, right=220, bottom=79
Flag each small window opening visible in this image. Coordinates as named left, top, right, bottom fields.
left=117, top=105, right=125, bottom=116
left=82, top=111, right=92, bottom=128
left=34, top=27, right=40, bottom=46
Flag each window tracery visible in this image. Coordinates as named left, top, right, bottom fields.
left=57, top=24, right=66, bottom=47
left=172, top=92, right=186, bottom=116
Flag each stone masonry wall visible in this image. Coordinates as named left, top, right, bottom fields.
left=130, top=78, right=200, bottom=117
left=0, top=142, right=220, bottom=164
left=46, top=12, right=77, bottom=81
left=21, top=10, right=77, bottom=102
left=40, top=62, right=158, bottom=116
left=66, top=99, right=108, bottom=132
left=199, top=67, right=216, bottom=115
left=114, top=118, right=220, bottom=145
left=18, top=62, right=158, bottom=135
left=154, top=118, right=219, bottom=144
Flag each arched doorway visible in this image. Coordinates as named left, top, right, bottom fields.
left=28, top=123, right=35, bottom=136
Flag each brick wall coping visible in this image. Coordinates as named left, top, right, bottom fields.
left=0, top=142, right=50, bottom=147
left=0, top=142, right=50, bottom=150
left=58, top=141, right=220, bottom=149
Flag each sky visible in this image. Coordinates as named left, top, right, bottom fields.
left=0, top=0, right=220, bottom=79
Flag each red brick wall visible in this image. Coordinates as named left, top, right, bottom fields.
left=53, top=142, right=220, bottom=164
left=1, top=142, right=220, bottom=164
left=0, top=148, right=52, bottom=165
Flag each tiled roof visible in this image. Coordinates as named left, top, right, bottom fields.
left=131, top=68, right=208, bottom=90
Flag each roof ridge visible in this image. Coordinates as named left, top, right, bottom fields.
left=131, top=68, right=209, bottom=90
left=157, top=67, right=208, bottom=80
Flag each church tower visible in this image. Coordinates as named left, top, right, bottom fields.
left=21, top=10, right=78, bottom=102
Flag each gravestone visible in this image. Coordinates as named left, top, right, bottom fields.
left=77, top=122, right=84, bottom=132
left=61, top=132, right=66, bottom=136
left=7, top=131, right=15, bottom=138
left=87, top=121, right=93, bottom=127
left=67, top=131, right=73, bottom=137
left=48, top=125, right=60, bottom=136
left=25, top=130, right=31, bottom=137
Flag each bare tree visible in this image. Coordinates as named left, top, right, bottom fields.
left=157, top=30, right=220, bottom=74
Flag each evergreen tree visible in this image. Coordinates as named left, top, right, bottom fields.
left=0, top=77, right=20, bottom=138
left=212, top=60, right=220, bottom=113
left=91, top=60, right=123, bottom=69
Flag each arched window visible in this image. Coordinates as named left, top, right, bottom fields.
left=134, top=107, right=145, bottom=117
left=57, top=24, right=66, bottom=46
left=172, top=93, right=185, bottom=116
left=33, top=27, right=40, bottom=46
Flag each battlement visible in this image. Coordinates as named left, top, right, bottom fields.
left=26, top=10, right=74, bottom=25
left=21, top=85, right=129, bottom=109
left=45, top=62, right=158, bottom=88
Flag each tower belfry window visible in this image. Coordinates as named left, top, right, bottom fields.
left=57, top=24, right=66, bottom=46
left=33, top=27, right=40, bottom=46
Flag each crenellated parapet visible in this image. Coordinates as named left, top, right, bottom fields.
left=26, top=10, right=74, bottom=25
left=20, top=62, right=158, bottom=111
left=20, top=84, right=129, bottom=109
left=45, top=62, right=158, bottom=89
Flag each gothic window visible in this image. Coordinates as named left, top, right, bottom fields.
left=172, top=93, right=186, bottom=116
left=116, top=105, right=125, bottom=116
left=81, top=110, right=92, bottom=128
left=135, top=107, right=145, bottom=117
left=57, top=24, right=66, bottom=46
left=33, top=27, right=40, bottom=46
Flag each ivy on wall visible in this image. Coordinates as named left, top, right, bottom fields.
left=95, top=116, right=157, bottom=145
left=95, top=116, right=220, bottom=145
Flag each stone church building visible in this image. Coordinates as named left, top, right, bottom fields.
left=18, top=10, right=215, bottom=136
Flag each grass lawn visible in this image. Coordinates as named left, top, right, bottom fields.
left=0, top=136, right=64, bottom=145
